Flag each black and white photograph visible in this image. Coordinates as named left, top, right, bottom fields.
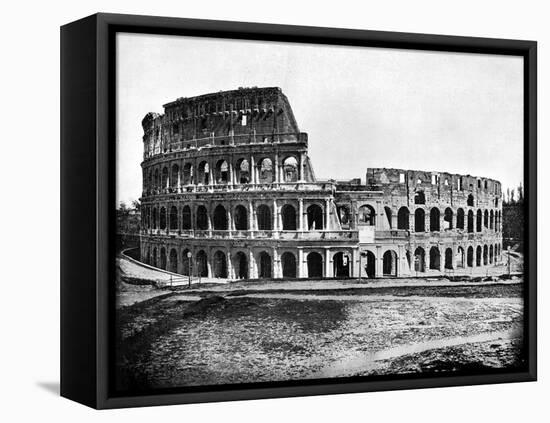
left=113, top=32, right=528, bottom=394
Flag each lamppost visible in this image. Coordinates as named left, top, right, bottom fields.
left=187, top=251, right=192, bottom=288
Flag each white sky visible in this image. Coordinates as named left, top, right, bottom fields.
left=116, top=32, right=523, bottom=205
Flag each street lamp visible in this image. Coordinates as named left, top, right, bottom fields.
left=187, top=251, right=192, bottom=288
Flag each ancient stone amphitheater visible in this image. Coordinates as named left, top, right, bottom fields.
left=139, top=87, right=503, bottom=280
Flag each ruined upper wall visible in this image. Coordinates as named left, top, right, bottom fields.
left=366, top=167, right=502, bottom=209
left=142, top=87, right=301, bottom=156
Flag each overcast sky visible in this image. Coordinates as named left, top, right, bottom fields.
left=116, top=32, right=523, bottom=205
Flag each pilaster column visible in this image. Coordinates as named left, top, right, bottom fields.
left=324, top=198, right=330, bottom=230
left=409, top=212, right=415, bottom=232
left=298, top=248, right=304, bottom=278
left=376, top=246, right=383, bottom=277
left=250, top=156, right=256, bottom=184
left=227, top=203, right=233, bottom=235
left=227, top=250, right=234, bottom=280
left=229, top=162, right=234, bottom=187
left=274, top=153, right=279, bottom=183
left=324, top=248, right=331, bottom=278
left=298, top=152, right=305, bottom=181
left=298, top=198, right=304, bottom=231
left=209, top=161, right=214, bottom=187
left=248, top=202, right=255, bottom=233
left=249, top=250, right=256, bottom=279
left=272, top=248, right=280, bottom=278
left=352, top=248, right=359, bottom=277
left=272, top=199, right=279, bottom=238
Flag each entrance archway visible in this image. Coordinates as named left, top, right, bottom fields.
left=258, top=252, right=272, bottom=278
left=281, top=252, right=297, bottom=278
left=364, top=251, right=376, bottom=278
left=213, top=205, right=228, bottom=230
left=196, top=250, right=208, bottom=277
left=234, top=205, right=248, bottom=230
left=414, top=247, right=425, bottom=272
left=213, top=250, right=227, bottom=278
left=382, top=250, right=398, bottom=276
left=307, top=204, right=323, bottom=230
left=333, top=252, right=350, bottom=278
left=169, top=248, right=178, bottom=273
left=307, top=252, right=323, bottom=278
left=444, top=248, right=453, bottom=269
left=234, top=252, right=248, bottom=279
left=160, top=247, right=167, bottom=270
left=429, top=247, right=440, bottom=270
left=281, top=204, right=297, bottom=230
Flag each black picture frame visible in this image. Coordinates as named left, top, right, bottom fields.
left=60, top=12, right=537, bottom=409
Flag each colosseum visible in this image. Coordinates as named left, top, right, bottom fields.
left=139, top=87, right=503, bottom=281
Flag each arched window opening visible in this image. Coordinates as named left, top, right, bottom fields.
left=444, top=248, right=453, bottom=270
left=181, top=249, right=191, bottom=276
left=182, top=206, right=192, bottom=230
left=213, top=251, right=228, bottom=278
left=281, top=252, right=297, bottom=278
left=281, top=204, right=297, bottom=230
left=196, top=250, right=208, bottom=277
left=357, top=205, right=375, bottom=226
left=364, top=251, right=376, bottom=278
left=154, top=169, right=160, bottom=190
left=151, top=247, right=157, bottom=267
left=467, top=210, right=474, bottom=233
left=160, top=247, right=167, bottom=270
left=236, top=159, right=250, bottom=184
left=489, top=245, right=494, bottom=264
left=483, top=245, right=488, bottom=265
left=197, top=161, right=210, bottom=185
left=476, top=246, right=482, bottom=266
left=414, top=191, right=426, bottom=205
left=457, top=208, right=465, bottom=230
left=397, top=207, right=410, bottom=230
left=414, top=247, right=426, bottom=272
left=183, top=163, right=193, bottom=185
left=467, top=246, right=474, bottom=267
left=196, top=205, right=208, bottom=230
left=337, top=206, right=351, bottom=230
left=257, top=158, right=273, bottom=183
left=429, top=247, right=441, bottom=270
left=169, top=249, right=178, bottom=273
left=476, top=209, right=482, bottom=232
left=333, top=252, right=350, bottom=278
left=307, top=204, right=324, bottom=230
left=467, top=194, right=474, bottom=207
left=169, top=206, right=178, bottom=231
left=215, top=160, right=229, bottom=184
left=282, top=156, right=298, bottom=182
left=382, top=250, right=398, bottom=276
left=213, top=205, right=228, bottom=230
left=490, top=210, right=494, bottom=230
left=234, top=252, right=248, bottom=279
left=234, top=205, right=248, bottom=230
left=152, top=207, right=158, bottom=229
left=307, top=252, right=323, bottom=278
left=384, top=207, right=392, bottom=229
left=159, top=207, right=167, bottom=230
left=161, top=167, right=169, bottom=190
left=430, top=208, right=440, bottom=232
left=456, top=247, right=465, bottom=268
left=170, top=164, right=179, bottom=189
left=258, top=252, right=272, bottom=278
left=256, top=205, right=272, bottom=230
left=484, top=210, right=489, bottom=228
left=444, top=208, right=453, bottom=230
left=415, top=209, right=425, bottom=232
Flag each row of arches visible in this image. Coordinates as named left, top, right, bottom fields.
left=414, top=191, right=498, bottom=209
left=410, top=243, right=501, bottom=273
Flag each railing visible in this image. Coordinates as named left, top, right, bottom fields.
left=146, top=229, right=358, bottom=241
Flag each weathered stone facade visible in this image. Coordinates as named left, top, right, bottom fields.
left=139, top=87, right=503, bottom=280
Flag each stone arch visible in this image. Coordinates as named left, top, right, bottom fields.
left=282, top=156, right=298, bottom=182
left=196, top=250, right=208, bottom=277
left=169, top=206, right=178, bottom=231
left=182, top=205, right=192, bottom=230
left=415, top=208, right=425, bottom=232
left=256, top=204, right=272, bottom=230
left=213, top=205, right=228, bottom=230
left=414, top=190, right=426, bottom=205
left=456, top=246, right=465, bottom=268
left=169, top=248, right=178, bottom=273
left=429, top=246, right=441, bottom=270
left=258, top=251, right=272, bottom=278
left=444, top=207, right=453, bottom=230
left=467, top=210, right=474, bottom=233
left=151, top=247, right=157, bottom=267
left=152, top=207, right=158, bottom=229
left=414, top=247, right=426, bottom=272
left=384, top=206, right=393, bottom=229
left=333, top=252, right=351, bottom=277
left=490, top=210, right=494, bottom=230
left=307, top=204, right=324, bottom=230
left=159, top=207, right=167, bottom=230
left=483, top=245, right=488, bottom=265
left=281, top=204, right=297, bottom=230
left=476, top=246, right=482, bottom=266
left=467, top=246, right=474, bottom=267
left=281, top=252, right=297, bottom=278
left=467, top=194, right=474, bottom=207
left=358, top=204, right=375, bottom=226
left=160, top=247, right=167, bottom=270
left=161, top=167, right=169, bottom=190
left=382, top=250, right=398, bottom=276
left=430, top=208, right=440, bottom=232
left=307, top=252, right=323, bottom=278
left=476, top=209, right=482, bottom=232
left=364, top=250, right=376, bottom=278
left=337, top=205, right=351, bottom=229
left=484, top=209, right=489, bottom=229
left=233, top=251, right=248, bottom=279
left=154, top=168, right=160, bottom=190
left=397, top=207, right=410, bottom=230
left=181, top=249, right=191, bottom=276
left=213, top=250, right=228, bottom=278
left=197, top=161, right=210, bottom=185
left=183, top=163, right=193, bottom=185
left=444, top=248, right=453, bottom=270
left=489, top=245, right=494, bottom=264
left=170, top=164, right=179, bottom=189
left=457, top=208, right=465, bottom=230
left=196, top=205, right=208, bottom=230
left=257, top=157, right=273, bottom=183
left=235, top=158, right=250, bottom=184
left=215, top=159, right=229, bottom=184
left=234, top=205, right=248, bottom=230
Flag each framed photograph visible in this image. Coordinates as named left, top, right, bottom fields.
left=61, top=13, right=537, bottom=409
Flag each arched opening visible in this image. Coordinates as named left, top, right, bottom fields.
left=489, top=245, right=494, bottom=264
left=456, top=247, right=465, bottom=268
left=151, top=247, right=157, bottom=267
left=234, top=205, right=248, bottom=230
left=483, top=245, right=488, bottom=265
left=384, top=207, right=392, bottom=229
left=213, top=205, right=228, bottom=230
left=444, top=248, right=453, bottom=270
left=182, top=206, right=192, bottom=230
left=235, top=158, right=250, bottom=184
left=490, top=210, right=494, bottom=230
left=382, top=250, right=398, bottom=276
left=467, top=210, right=474, bottom=233
left=307, top=204, right=323, bottom=230
left=467, top=246, right=474, bottom=267
left=152, top=208, right=158, bottom=229
left=256, top=204, right=272, bottom=230
left=196, top=205, right=208, bottom=230
left=457, top=208, right=465, bottom=230
left=333, top=252, right=350, bottom=278
left=213, top=251, right=227, bottom=278
left=430, top=208, right=440, bottom=231
left=281, top=252, right=297, bottom=278
left=181, top=249, right=191, bottom=276
left=257, top=158, right=273, bottom=183
left=282, top=156, right=298, bottom=182
left=337, top=206, right=351, bottom=229
left=197, top=161, right=210, bottom=185
left=484, top=210, right=489, bottom=228
left=476, top=210, right=482, bottom=232
left=307, top=252, right=323, bottom=278
left=159, top=207, right=167, bottom=230
left=215, top=159, right=229, bottom=184
left=358, top=205, right=375, bottom=226
left=169, top=249, right=178, bottom=273
left=444, top=208, right=453, bottom=230
left=170, top=164, right=179, bottom=189
left=397, top=207, right=410, bottom=230
left=160, top=247, right=167, bottom=270
left=161, top=167, right=169, bottom=190
left=467, top=194, right=474, bottom=207
left=196, top=250, right=208, bottom=277
left=414, top=247, right=426, bottom=272
left=154, top=169, right=160, bottom=191
left=429, top=247, right=441, bottom=270
left=364, top=251, right=376, bottom=278
left=169, top=206, right=178, bottom=231
left=258, top=252, right=272, bottom=278
left=281, top=204, right=297, bottom=230
left=414, top=190, right=426, bottom=205
left=183, top=163, right=193, bottom=185
left=415, top=209, right=425, bottom=232
left=476, top=246, right=482, bottom=266
left=234, top=252, right=248, bottom=279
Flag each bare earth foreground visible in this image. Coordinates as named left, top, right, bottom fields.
left=115, top=278, right=524, bottom=392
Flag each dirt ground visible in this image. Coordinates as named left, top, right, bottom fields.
left=114, top=279, right=524, bottom=392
